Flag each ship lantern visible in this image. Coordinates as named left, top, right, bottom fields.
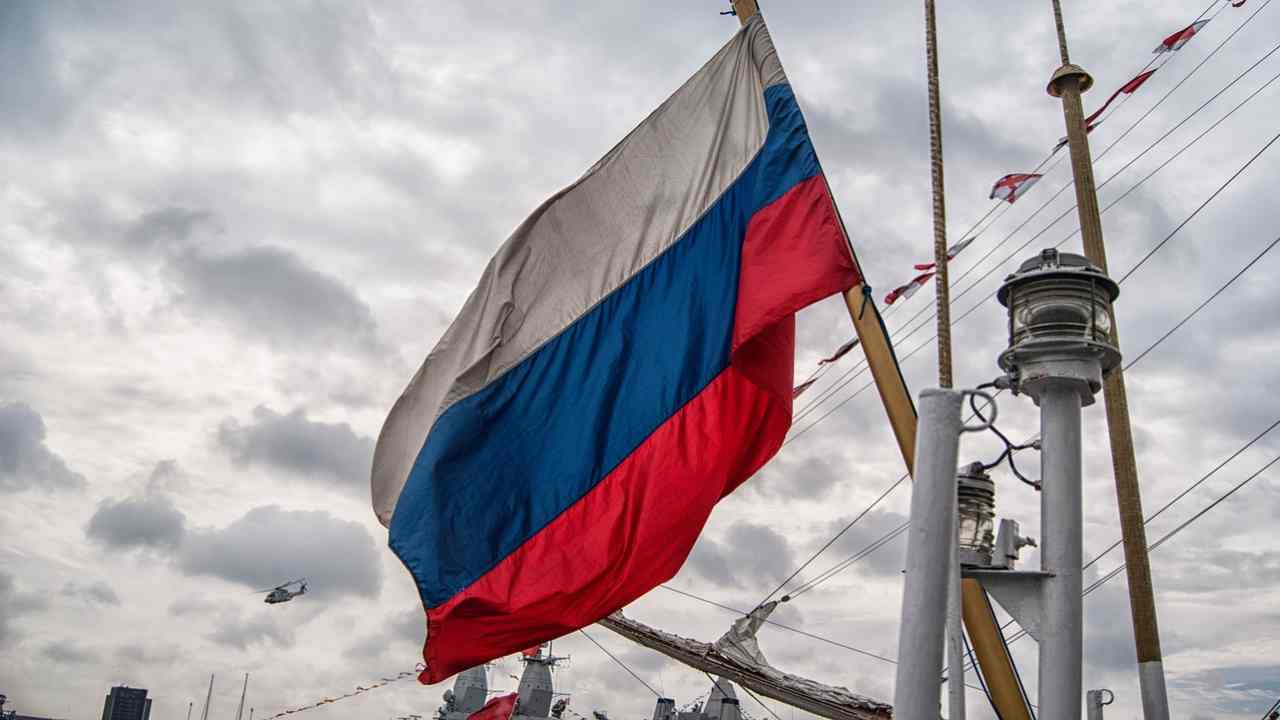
left=956, top=462, right=996, bottom=567
left=996, top=248, right=1120, bottom=402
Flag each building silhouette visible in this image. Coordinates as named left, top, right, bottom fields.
left=101, top=687, right=151, bottom=720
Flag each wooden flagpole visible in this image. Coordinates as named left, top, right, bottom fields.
left=725, top=3, right=1031, bottom=719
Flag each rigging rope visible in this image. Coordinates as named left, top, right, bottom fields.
left=655, top=585, right=990, bottom=693
left=995, top=451, right=1280, bottom=648
left=759, top=473, right=909, bottom=604
left=779, top=224, right=1280, bottom=607
left=578, top=628, right=661, bottom=697
left=1118, top=130, right=1280, bottom=283
left=790, top=2, right=1276, bottom=430
left=259, top=666, right=424, bottom=720
left=786, top=69, right=1280, bottom=446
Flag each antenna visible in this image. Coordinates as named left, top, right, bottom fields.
left=199, top=675, right=215, bottom=720
left=235, top=674, right=249, bottom=720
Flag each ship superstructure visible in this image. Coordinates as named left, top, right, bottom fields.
left=650, top=678, right=742, bottom=720
left=435, top=647, right=573, bottom=720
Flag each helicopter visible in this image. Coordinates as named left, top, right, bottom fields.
left=256, top=578, right=307, bottom=604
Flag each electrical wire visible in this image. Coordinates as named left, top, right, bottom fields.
left=1093, top=0, right=1275, bottom=163
left=759, top=473, right=908, bottom=604
left=790, top=27, right=1280, bottom=435
left=1118, top=130, right=1280, bottom=283
left=655, top=584, right=993, bottom=696
left=787, top=78, right=1280, bottom=444
left=784, top=521, right=910, bottom=600
left=792, top=224, right=1280, bottom=652
left=1125, top=234, right=1280, bottom=368
left=703, top=671, right=783, bottom=720
left=1084, top=416, right=1280, bottom=572
left=578, top=628, right=661, bottom=697
left=962, top=631, right=1000, bottom=719
left=998, top=451, right=1280, bottom=647
left=659, top=585, right=898, bottom=666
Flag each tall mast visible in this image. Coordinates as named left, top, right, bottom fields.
left=235, top=674, right=249, bottom=720
left=919, top=3, right=966, bottom=718
left=1045, top=2, right=1170, bottom=718
left=186, top=702, right=193, bottom=720
left=723, top=3, right=1029, bottom=719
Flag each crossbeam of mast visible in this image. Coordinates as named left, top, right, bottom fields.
left=598, top=613, right=890, bottom=720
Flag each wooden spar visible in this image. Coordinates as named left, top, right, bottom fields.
left=962, top=579, right=1034, bottom=719
left=730, top=0, right=918, bottom=474
left=1047, top=2, right=1169, bottom=717
left=727, top=3, right=1032, bottom=719
left=598, top=612, right=890, bottom=720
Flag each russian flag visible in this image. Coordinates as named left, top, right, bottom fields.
left=371, top=15, right=861, bottom=684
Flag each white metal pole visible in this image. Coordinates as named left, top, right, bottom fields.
left=894, top=388, right=964, bottom=720
left=1038, top=383, right=1084, bottom=720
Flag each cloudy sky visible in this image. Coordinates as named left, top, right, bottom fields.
left=3, top=1, right=1279, bottom=719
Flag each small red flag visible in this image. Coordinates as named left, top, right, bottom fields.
left=467, top=694, right=518, bottom=720
left=1085, top=69, right=1157, bottom=125
left=989, top=174, right=1042, bottom=204
left=1154, top=20, right=1210, bottom=53
left=884, top=272, right=935, bottom=305
left=819, top=338, right=860, bottom=364
left=913, top=236, right=975, bottom=271
left=792, top=377, right=818, bottom=399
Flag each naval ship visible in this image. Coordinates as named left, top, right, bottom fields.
left=435, top=645, right=745, bottom=720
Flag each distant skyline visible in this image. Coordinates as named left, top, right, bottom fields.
left=2, top=1, right=1279, bottom=720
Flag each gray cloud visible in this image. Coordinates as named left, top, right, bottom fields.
left=61, top=580, right=121, bottom=606
left=1171, top=664, right=1280, bottom=716
left=168, top=596, right=221, bottom=617
left=114, top=642, right=184, bottom=666
left=179, top=505, right=381, bottom=599
left=86, top=493, right=187, bottom=550
left=0, top=2, right=74, bottom=139
left=0, top=571, right=47, bottom=648
left=807, top=509, right=911, bottom=584
left=748, top=455, right=843, bottom=501
left=1, top=2, right=1278, bottom=719
left=104, top=205, right=385, bottom=353
left=217, top=406, right=374, bottom=492
left=208, top=610, right=298, bottom=651
left=0, top=402, right=86, bottom=493
left=685, top=521, right=796, bottom=590
left=343, top=606, right=424, bottom=661
left=168, top=243, right=383, bottom=352
left=146, top=459, right=188, bottom=494
left=41, top=640, right=98, bottom=665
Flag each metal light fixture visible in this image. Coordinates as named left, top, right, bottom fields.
left=956, top=462, right=995, bottom=567
left=996, top=248, right=1120, bottom=403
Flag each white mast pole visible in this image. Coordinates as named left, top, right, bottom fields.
left=199, top=675, right=215, bottom=720
left=892, top=389, right=964, bottom=719
left=235, top=674, right=249, bottom=720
